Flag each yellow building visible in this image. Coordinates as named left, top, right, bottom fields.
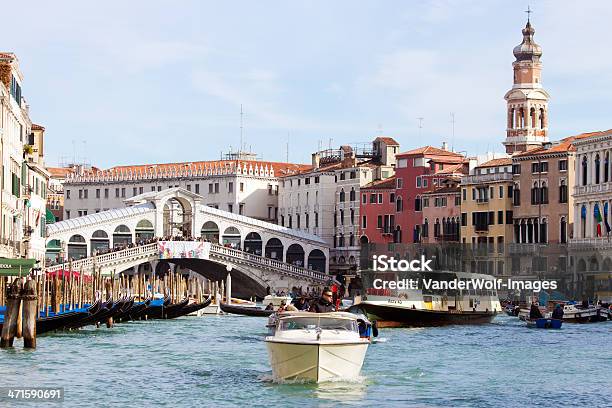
left=460, top=158, right=514, bottom=276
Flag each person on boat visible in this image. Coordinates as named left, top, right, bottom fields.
left=309, top=289, right=336, bottom=313
left=264, top=302, right=274, bottom=311
left=529, top=302, right=543, bottom=319
left=294, top=297, right=309, bottom=311
left=552, top=304, right=564, bottom=320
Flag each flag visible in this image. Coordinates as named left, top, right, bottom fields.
left=594, top=203, right=603, bottom=237
left=604, top=203, right=612, bottom=234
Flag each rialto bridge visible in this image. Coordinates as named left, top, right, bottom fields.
left=44, top=188, right=331, bottom=297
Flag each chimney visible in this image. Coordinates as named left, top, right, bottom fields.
left=442, top=141, right=449, bottom=151
left=312, top=152, right=320, bottom=169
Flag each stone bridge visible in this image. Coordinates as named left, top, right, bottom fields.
left=45, top=188, right=331, bottom=296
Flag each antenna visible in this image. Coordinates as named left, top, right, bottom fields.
left=450, top=113, right=456, bottom=152
left=240, top=104, right=244, bottom=152
left=72, top=140, right=76, bottom=165
left=286, top=133, right=290, bottom=163
left=417, top=117, right=424, bottom=138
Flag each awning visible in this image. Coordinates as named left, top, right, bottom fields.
left=46, top=208, right=56, bottom=224
left=0, top=258, right=37, bottom=276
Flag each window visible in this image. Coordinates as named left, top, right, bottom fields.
left=228, top=204, right=233, bottom=213
left=121, top=188, right=126, bottom=198
left=315, top=212, right=319, bottom=227
left=377, top=215, right=383, bottom=229
left=187, top=184, right=191, bottom=191
left=559, top=180, right=568, bottom=203
left=195, top=184, right=200, bottom=194
left=595, top=154, right=601, bottom=184
left=305, top=178, right=310, bottom=185
left=239, top=203, right=244, bottom=215
left=378, top=194, right=383, bottom=204
left=314, top=176, right=320, bottom=183
left=513, top=185, right=520, bottom=206
left=350, top=171, right=356, bottom=179
left=339, top=189, right=345, bottom=202
left=362, top=215, right=367, bottom=228
left=582, top=156, right=588, bottom=186
left=340, top=210, right=344, bottom=225
left=396, top=196, right=403, bottom=212
left=340, top=172, right=346, bottom=180
left=390, top=193, right=395, bottom=203
left=362, top=194, right=367, bottom=204
left=152, top=186, right=156, bottom=191
left=79, top=189, right=82, bottom=199
left=512, top=164, right=521, bottom=174
left=414, top=197, right=422, bottom=211
left=83, top=189, right=89, bottom=199
left=540, top=162, right=548, bottom=173
left=214, top=183, right=219, bottom=193
left=305, top=213, right=309, bottom=228
left=498, top=210, right=503, bottom=224
left=559, top=160, right=568, bottom=172
left=229, top=182, right=234, bottom=193
left=133, top=187, right=137, bottom=196
left=499, top=186, right=504, bottom=198
left=531, top=183, right=539, bottom=205
left=416, top=176, right=422, bottom=188
left=461, top=212, right=467, bottom=226
left=423, top=179, right=428, bottom=188
left=505, top=211, right=513, bottom=224
left=396, top=178, right=403, bottom=188
left=370, top=194, right=376, bottom=204
left=350, top=188, right=356, bottom=201
left=115, top=188, right=120, bottom=198
left=66, top=210, right=70, bottom=219
left=541, top=182, right=548, bottom=204
left=462, top=189, right=467, bottom=201
left=96, top=189, right=100, bottom=199
left=350, top=208, right=355, bottom=224
left=455, top=195, right=461, bottom=206
left=209, top=183, right=213, bottom=193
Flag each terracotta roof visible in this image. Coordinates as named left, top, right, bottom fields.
left=424, top=185, right=460, bottom=195
left=513, top=132, right=608, bottom=158
left=362, top=176, right=396, bottom=190
left=47, top=167, right=74, bottom=178
left=374, top=136, right=399, bottom=145
left=0, top=52, right=16, bottom=61
left=433, top=163, right=465, bottom=175
left=397, top=145, right=464, bottom=158
left=476, top=158, right=512, bottom=168
left=31, top=123, right=45, bottom=131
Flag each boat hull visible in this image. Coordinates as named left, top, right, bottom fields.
left=265, top=340, right=368, bottom=383
left=357, top=302, right=496, bottom=327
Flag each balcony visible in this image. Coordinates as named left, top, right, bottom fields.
left=462, top=173, right=513, bottom=185
left=476, top=198, right=489, bottom=204
left=574, top=182, right=612, bottom=197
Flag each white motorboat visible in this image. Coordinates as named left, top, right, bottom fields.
left=263, top=294, right=293, bottom=308
left=265, top=312, right=370, bottom=383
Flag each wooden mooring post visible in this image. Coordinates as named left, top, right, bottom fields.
left=1, top=279, right=23, bottom=348
left=22, top=279, right=38, bottom=349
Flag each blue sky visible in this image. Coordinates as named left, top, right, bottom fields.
left=5, top=1, right=612, bottom=168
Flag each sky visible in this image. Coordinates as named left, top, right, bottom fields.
left=4, top=1, right=612, bottom=168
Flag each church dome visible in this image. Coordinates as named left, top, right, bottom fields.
left=513, top=21, right=542, bottom=62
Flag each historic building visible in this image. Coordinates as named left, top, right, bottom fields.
left=511, top=136, right=585, bottom=244
left=62, top=151, right=309, bottom=223
left=46, top=165, right=75, bottom=222
left=503, top=18, right=549, bottom=154
left=359, top=176, right=397, bottom=246
left=394, top=144, right=467, bottom=243
left=460, top=158, right=514, bottom=275
left=278, top=136, right=398, bottom=273
left=0, top=52, right=49, bottom=262
left=571, top=130, right=612, bottom=242
left=421, top=177, right=461, bottom=244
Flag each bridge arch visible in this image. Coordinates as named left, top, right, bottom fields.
left=135, top=219, right=154, bottom=241
left=222, top=226, right=241, bottom=249
left=68, top=234, right=87, bottom=260
left=91, top=230, right=110, bottom=254
left=113, top=224, right=133, bottom=248
left=286, top=243, right=305, bottom=267
left=265, top=238, right=284, bottom=261
left=244, top=232, right=263, bottom=255
left=201, top=221, right=220, bottom=243
left=161, top=195, right=193, bottom=238
left=307, top=249, right=326, bottom=273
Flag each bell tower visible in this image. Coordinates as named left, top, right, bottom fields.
left=503, top=15, right=550, bottom=154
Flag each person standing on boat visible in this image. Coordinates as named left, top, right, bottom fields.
left=552, top=304, right=564, bottom=320
left=309, top=289, right=336, bottom=313
left=529, top=302, right=543, bottom=319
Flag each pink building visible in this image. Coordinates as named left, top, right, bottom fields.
left=421, top=178, right=461, bottom=243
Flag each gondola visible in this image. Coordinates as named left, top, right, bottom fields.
left=220, top=302, right=276, bottom=317
left=123, top=297, right=153, bottom=321
left=112, top=297, right=135, bottom=322
left=143, top=296, right=182, bottom=320
left=63, top=299, right=104, bottom=329
left=163, top=297, right=212, bottom=319
left=160, top=298, right=190, bottom=319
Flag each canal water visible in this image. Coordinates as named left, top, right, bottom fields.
left=0, top=314, right=610, bottom=407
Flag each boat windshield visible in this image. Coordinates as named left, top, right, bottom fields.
left=278, top=317, right=357, bottom=332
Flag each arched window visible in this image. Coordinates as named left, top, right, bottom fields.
left=581, top=205, right=587, bottom=238
left=530, top=107, right=536, bottom=128
left=349, top=187, right=356, bottom=202
left=540, top=182, right=548, bottom=204
left=349, top=232, right=355, bottom=247
left=539, top=108, right=545, bottom=129
left=422, top=218, right=429, bottom=238
left=595, top=154, right=601, bottom=184
left=508, top=108, right=515, bottom=128
left=605, top=152, right=610, bottom=183
left=559, top=180, right=567, bottom=203
left=396, top=196, right=403, bottom=212
left=518, top=107, right=525, bottom=128
left=531, top=182, right=539, bottom=205
left=414, top=196, right=422, bottom=211
left=582, top=156, right=588, bottom=186
left=540, top=218, right=548, bottom=243
left=339, top=189, right=345, bottom=202
left=560, top=217, right=567, bottom=244
left=434, top=218, right=440, bottom=238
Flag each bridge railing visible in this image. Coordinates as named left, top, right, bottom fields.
left=209, top=244, right=327, bottom=281
left=45, top=242, right=328, bottom=282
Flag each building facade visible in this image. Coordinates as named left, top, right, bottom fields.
left=63, top=152, right=309, bottom=224
left=421, top=177, right=461, bottom=244
left=460, top=158, right=514, bottom=275
left=0, top=52, right=49, bottom=262
left=46, top=166, right=75, bottom=222
left=359, top=177, right=397, bottom=246
left=395, top=145, right=467, bottom=243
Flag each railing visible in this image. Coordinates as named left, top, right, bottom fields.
left=462, top=173, right=513, bottom=184
left=574, top=183, right=612, bottom=196
left=45, top=241, right=328, bottom=282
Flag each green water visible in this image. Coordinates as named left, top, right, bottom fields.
left=0, top=314, right=610, bottom=407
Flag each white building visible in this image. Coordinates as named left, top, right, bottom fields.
left=0, top=52, right=49, bottom=262
left=278, top=137, right=399, bottom=274
left=62, top=151, right=309, bottom=224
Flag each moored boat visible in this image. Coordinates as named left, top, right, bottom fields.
left=265, top=311, right=370, bottom=383
left=220, top=302, right=276, bottom=317
left=263, top=294, right=293, bottom=308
